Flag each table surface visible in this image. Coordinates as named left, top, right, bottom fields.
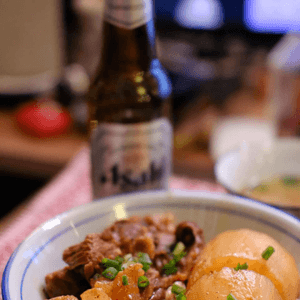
left=0, top=110, right=87, bottom=178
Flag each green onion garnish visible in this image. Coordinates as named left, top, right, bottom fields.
left=121, top=261, right=136, bottom=269
left=282, top=176, right=298, bottom=186
left=262, top=246, right=275, bottom=260
left=171, top=284, right=186, bottom=295
left=138, top=252, right=152, bottom=264
left=122, top=275, right=128, bottom=286
left=227, top=293, right=238, bottom=300
left=140, top=262, right=151, bottom=272
left=137, top=252, right=152, bottom=272
left=115, top=256, right=125, bottom=265
left=175, top=293, right=187, bottom=300
left=137, top=275, right=149, bottom=288
left=173, top=242, right=185, bottom=256
left=234, top=262, right=248, bottom=271
left=123, top=254, right=133, bottom=262
left=174, top=251, right=186, bottom=263
left=163, top=242, right=187, bottom=275
left=163, top=259, right=177, bottom=275
left=102, top=267, right=118, bottom=280
left=173, top=242, right=186, bottom=262
left=102, top=258, right=122, bottom=271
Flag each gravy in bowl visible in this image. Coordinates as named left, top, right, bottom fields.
left=243, top=176, right=300, bottom=207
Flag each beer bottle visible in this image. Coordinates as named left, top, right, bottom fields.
left=88, top=0, right=173, bottom=199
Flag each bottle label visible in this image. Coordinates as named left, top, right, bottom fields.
left=104, top=0, right=152, bottom=29
left=91, top=118, right=173, bottom=199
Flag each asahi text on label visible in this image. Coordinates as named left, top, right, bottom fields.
left=91, top=118, right=172, bottom=199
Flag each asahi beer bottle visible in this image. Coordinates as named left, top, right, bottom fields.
left=88, top=0, right=173, bottom=199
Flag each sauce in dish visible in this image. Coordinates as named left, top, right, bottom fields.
left=242, top=176, right=300, bottom=207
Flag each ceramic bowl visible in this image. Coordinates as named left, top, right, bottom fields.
left=2, top=190, right=300, bottom=300
left=215, top=137, right=300, bottom=218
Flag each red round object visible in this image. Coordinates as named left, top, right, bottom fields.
left=15, top=100, right=72, bottom=138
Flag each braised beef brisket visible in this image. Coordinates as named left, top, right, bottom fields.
left=44, top=213, right=205, bottom=300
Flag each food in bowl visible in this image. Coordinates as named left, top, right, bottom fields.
left=242, top=176, right=300, bottom=207
left=44, top=213, right=205, bottom=299
left=187, top=228, right=300, bottom=300
left=187, top=267, right=283, bottom=300
left=44, top=214, right=300, bottom=300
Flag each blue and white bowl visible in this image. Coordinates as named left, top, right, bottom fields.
left=2, top=190, right=300, bottom=300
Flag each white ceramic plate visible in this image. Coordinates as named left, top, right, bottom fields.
left=2, top=190, right=300, bottom=300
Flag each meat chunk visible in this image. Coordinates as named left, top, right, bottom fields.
left=101, top=217, right=149, bottom=253
left=175, top=221, right=205, bottom=273
left=175, top=221, right=203, bottom=247
left=63, top=233, right=122, bottom=280
left=154, top=233, right=175, bottom=254
left=132, top=235, right=156, bottom=259
left=44, top=267, right=89, bottom=299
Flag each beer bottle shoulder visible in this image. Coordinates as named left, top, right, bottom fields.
left=88, top=58, right=172, bottom=108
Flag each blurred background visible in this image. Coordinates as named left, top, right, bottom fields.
left=1, top=0, right=300, bottom=218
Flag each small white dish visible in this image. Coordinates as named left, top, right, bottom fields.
left=215, top=137, right=300, bottom=217
left=2, top=190, right=300, bottom=300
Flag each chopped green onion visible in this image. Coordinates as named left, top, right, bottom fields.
left=137, top=275, right=149, bottom=288
left=282, top=176, right=298, bottom=186
left=138, top=252, right=152, bottom=263
left=175, top=293, right=187, bottom=300
left=123, top=254, right=133, bottom=262
left=173, top=242, right=185, bottom=256
left=102, top=258, right=122, bottom=270
left=262, top=246, right=275, bottom=260
left=121, top=260, right=136, bottom=270
left=122, top=275, right=128, bottom=286
left=115, top=256, right=124, bottom=265
left=227, top=293, right=238, bottom=300
left=102, top=267, right=118, bottom=280
left=174, top=251, right=186, bottom=263
left=141, top=263, right=151, bottom=272
left=163, top=242, right=187, bottom=275
left=137, top=252, right=152, bottom=272
left=163, top=259, right=177, bottom=275
left=173, top=242, right=186, bottom=262
left=171, top=284, right=186, bottom=295
left=234, top=262, right=248, bottom=271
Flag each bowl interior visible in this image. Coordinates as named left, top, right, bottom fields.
left=2, top=190, right=300, bottom=300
